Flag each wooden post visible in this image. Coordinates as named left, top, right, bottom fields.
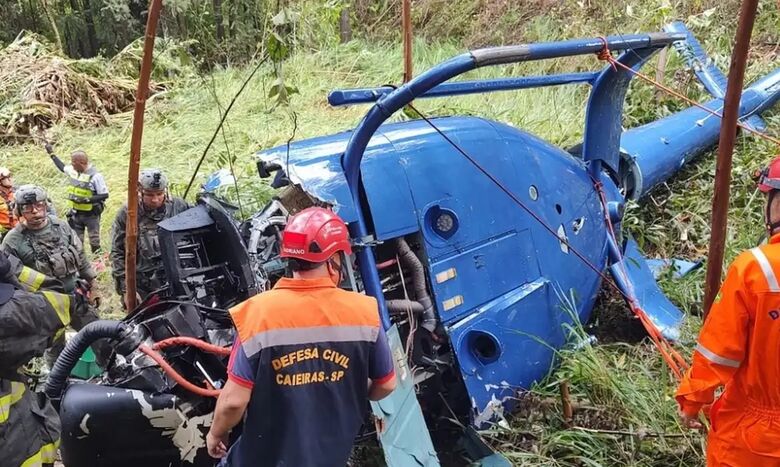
left=402, top=0, right=412, bottom=83
left=126, top=0, right=163, bottom=312
left=703, top=0, right=759, bottom=318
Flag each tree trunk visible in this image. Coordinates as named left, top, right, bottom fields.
left=27, top=0, right=39, bottom=31
left=82, top=0, right=99, bottom=57
left=339, top=7, right=351, bottom=43
left=66, top=0, right=85, bottom=57
left=40, top=0, right=64, bottom=53
left=213, top=0, right=224, bottom=42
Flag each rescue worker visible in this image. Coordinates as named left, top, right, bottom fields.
left=45, top=144, right=109, bottom=253
left=1, top=185, right=96, bottom=294
left=110, top=168, right=189, bottom=308
left=206, top=207, right=397, bottom=466
left=676, top=155, right=780, bottom=466
left=0, top=166, right=17, bottom=235
left=0, top=249, right=94, bottom=467
left=1, top=184, right=98, bottom=368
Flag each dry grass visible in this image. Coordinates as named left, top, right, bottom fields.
left=0, top=32, right=159, bottom=136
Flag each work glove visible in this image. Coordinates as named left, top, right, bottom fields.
left=71, top=288, right=113, bottom=368
left=72, top=291, right=96, bottom=329
left=77, top=278, right=101, bottom=308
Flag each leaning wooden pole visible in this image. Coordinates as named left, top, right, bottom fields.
left=402, top=0, right=412, bottom=83
left=126, top=0, right=163, bottom=311
left=703, top=0, right=759, bottom=318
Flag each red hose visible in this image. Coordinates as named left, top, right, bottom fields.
left=139, top=344, right=221, bottom=398
left=152, top=336, right=232, bottom=356
left=376, top=259, right=398, bottom=270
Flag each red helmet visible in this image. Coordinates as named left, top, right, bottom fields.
left=280, top=207, right=352, bottom=263
left=757, top=156, right=780, bottom=193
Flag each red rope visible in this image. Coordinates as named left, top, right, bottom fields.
left=592, top=178, right=689, bottom=378
left=596, top=37, right=780, bottom=147
left=596, top=37, right=617, bottom=71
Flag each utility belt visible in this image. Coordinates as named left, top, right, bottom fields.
left=68, top=203, right=104, bottom=217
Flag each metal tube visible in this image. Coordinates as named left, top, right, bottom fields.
left=327, top=72, right=597, bottom=107
left=341, top=34, right=680, bottom=330
left=703, top=0, right=759, bottom=318
left=126, top=0, right=163, bottom=311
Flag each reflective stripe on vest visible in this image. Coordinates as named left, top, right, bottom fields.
left=750, top=247, right=780, bottom=292
left=20, top=440, right=59, bottom=467
left=241, top=325, right=380, bottom=359
left=0, top=381, right=25, bottom=423
left=695, top=342, right=741, bottom=368
left=67, top=168, right=95, bottom=211
left=41, top=290, right=70, bottom=326
left=18, top=266, right=46, bottom=292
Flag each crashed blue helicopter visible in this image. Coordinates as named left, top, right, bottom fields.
left=49, top=22, right=780, bottom=467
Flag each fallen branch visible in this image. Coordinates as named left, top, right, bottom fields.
left=559, top=381, right=573, bottom=428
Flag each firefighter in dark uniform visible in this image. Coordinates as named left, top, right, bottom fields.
left=110, top=169, right=189, bottom=309
left=1, top=185, right=99, bottom=368
left=45, top=145, right=109, bottom=254
left=207, top=207, right=397, bottom=466
left=0, top=249, right=94, bottom=467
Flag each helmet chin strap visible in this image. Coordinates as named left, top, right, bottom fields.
left=327, top=254, right=344, bottom=286
left=766, top=190, right=780, bottom=235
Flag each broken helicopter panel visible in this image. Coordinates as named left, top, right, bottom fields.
left=45, top=23, right=780, bottom=467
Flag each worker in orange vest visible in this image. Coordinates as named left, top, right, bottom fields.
left=0, top=167, right=17, bottom=235
left=676, top=155, right=780, bottom=466
left=206, top=207, right=397, bottom=466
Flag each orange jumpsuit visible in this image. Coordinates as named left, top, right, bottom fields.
left=677, top=233, right=780, bottom=466
left=0, top=188, right=16, bottom=232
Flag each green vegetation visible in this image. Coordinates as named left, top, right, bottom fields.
left=1, top=0, right=779, bottom=465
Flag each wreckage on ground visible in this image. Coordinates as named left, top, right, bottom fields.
left=44, top=23, right=780, bottom=466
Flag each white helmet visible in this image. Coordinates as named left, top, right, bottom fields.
left=0, top=167, right=11, bottom=179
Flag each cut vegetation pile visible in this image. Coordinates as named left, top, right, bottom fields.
left=0, top=32, right=161, bottom=136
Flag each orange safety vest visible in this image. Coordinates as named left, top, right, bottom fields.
left=227, top=277, right=386, bottom=466
left=677, top=233, right=780, bottom=466
left=0, top=189, right=17, bottom=232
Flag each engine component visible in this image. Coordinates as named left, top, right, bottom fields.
left=395, top=238, right=437, bottom=332
left=158, top=194, right=257, bottom=308
left=60, top=384, right=217, bottom=467
left=45, top=320, right=130, bottom=402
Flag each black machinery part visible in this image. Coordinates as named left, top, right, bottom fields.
left=59, top=383, right=217, bottom=467
left=45, top=320, right=129, bottom=403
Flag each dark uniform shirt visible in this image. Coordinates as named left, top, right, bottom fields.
left=109, top=198, right=190, bottom=298
left=225, top=277, right=394, bottom=467
left=1, top=216, right=95, bottom=293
